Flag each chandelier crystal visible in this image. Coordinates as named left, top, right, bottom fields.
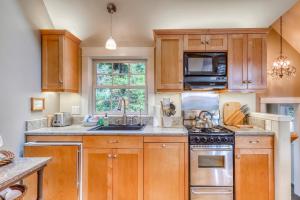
left=268, top=17, right=296, bottom=79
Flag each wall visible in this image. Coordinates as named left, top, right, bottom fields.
left=0, top=0, right=59, bottom=154
left=261, top=29, right=300, bottom=97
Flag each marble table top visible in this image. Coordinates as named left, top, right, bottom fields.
left=0, top=157, right=51, bottom=191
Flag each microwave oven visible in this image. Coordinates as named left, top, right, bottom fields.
left=184, top=52, right=228, bottom=90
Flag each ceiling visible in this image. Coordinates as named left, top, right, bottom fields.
left=39, top=0, right=298, bottom=46
left=272, top=0, right=300, bottom=54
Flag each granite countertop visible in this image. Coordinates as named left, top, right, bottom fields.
left=25, top=125, right=188, bottom=136
left=225, top=126, right=275, bottom=136
left=0, top=157, right=51, bottom=191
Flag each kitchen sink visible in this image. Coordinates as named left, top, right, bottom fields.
left=89, top=124, right=145, bottom=131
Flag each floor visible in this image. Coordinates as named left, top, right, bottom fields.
left=293, top=185, right=300, bottom=200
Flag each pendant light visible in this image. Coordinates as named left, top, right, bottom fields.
left=105, top=3, right=117, bottom=50
left=269, top=16, right=296, bottom=79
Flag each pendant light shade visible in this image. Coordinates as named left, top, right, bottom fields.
left=105, top=36, right=117, bottom=50
left=105, top=3, right=117, bottom=50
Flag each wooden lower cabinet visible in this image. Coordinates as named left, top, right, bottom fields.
left=23, top=145, right=80, bottom=200
left=83, top=148, right=143, bottom=200
left=235, top=137, right=274, bottom=200
left=144, top=142, right=185, bottom=200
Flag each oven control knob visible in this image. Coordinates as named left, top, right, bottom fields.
left=217, top=137, right=222, bottom=143
left=195, top=137, right=201, bottom=143
left=224, top=137, right=229, bottom=143
left=201, top=137, right=208, bottom=143
left=209, top=137, right=214, bottom=143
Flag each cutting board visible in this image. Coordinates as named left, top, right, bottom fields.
left=223, top=102, right=241, bottom=125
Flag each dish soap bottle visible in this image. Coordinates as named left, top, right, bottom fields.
left=103, top=113, right=109, bottom=127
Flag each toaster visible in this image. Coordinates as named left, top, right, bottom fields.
left=52, top=112, right=72, bottom=127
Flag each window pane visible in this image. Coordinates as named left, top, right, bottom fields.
left=113, top=63, right=129, bottom=74
left=95, top=89, right=111, bottom=112
left=113, top=75, right=129, bottom=85
left=130, top=75, right=145, bottom=86
left=111, top=89, right=128, bottom=110
left=97, top=63, right=112, bottom=74
left=97, top=75, right=112, bottom=85
left=128, top=89, right=145, bottom=112
left=131, top=63, right=146, bottom=74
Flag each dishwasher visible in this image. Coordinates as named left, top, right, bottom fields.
left=23, top=142, right=82, bottom=200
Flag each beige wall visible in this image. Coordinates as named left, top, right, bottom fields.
left=0, top=0, right=59, bottom=154
left=261, top=29, right=300, bottom=97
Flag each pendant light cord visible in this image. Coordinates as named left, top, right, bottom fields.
left=280, top=16, right=283, bottom=56
left=110, top=13, right=113, bottom=37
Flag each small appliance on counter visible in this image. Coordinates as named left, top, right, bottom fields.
left=52, top=112, right=72, bottom=127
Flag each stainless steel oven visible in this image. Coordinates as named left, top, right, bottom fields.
left=190, top=145, right=233, bottom=186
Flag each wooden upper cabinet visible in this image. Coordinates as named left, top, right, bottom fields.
left=184, top=34, right=227, bottom=51
left=41, top=30, right=81, bottom=93
left=247, top=34, right=267, bottom=90
left=155, top=35, right=184, bottom=92
left=144, top=142, right=185, bottom=200
left=23, top=145, right=80, bottom=200
left=228, top=34, right=248, bottom=90
left=228, top=33, right=267, bottom=91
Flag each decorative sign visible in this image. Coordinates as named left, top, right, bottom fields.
left=31, top=98, right=45, bottom=111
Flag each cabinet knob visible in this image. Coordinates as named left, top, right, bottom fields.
left=248, top=80, right=252, bottom=84
left=206, top=41, right=209, bottom=45
left=108, top=154, right=112, bottom=158
left=236, top=155, right=241, bottom=159
left=249, top=140, right=260, bottom=144
left=113, top=154, right=117, bottom=158
left=242, top=80, right=247, bottom=84
left=161, top=144, right=167, bottom=148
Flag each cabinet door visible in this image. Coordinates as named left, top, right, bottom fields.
left=228, top=34, right=248, bottom=90
left=206, top=34, right=228, bottom=51
left=247, top=34, right=267, bottom=90
left=144, top=143, right=185, bottom=200
left=42, top=35, right=63, bottom=92
left=83, top=149, right=113, bottom=200
left=184, top=35, right=206, bottom=51
left=235, top=148, right=274, bottom=200
left=113, top=149, right=143, bottom=200
left=155, top=35, right=183, bottom=92
left=23, top=145, right=79, bottom=200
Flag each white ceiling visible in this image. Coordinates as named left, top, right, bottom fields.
left=41, top=0, right=298, bottom=46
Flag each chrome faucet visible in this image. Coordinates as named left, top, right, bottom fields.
left=117, top=97, right=127, bottom=125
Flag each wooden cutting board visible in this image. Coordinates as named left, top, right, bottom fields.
left=223, top=102, right=241, bottom=125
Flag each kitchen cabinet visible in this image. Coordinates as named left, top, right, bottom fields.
left=228, top=34, right=267, bottom=91
left=184, top=34, right=228, bottom=51
left=235, top=136, right=274, bottom=200
left=41, top=30, right=81, bottom=93
left=23, top=144, right=81, bottom=200
left=155, top=35, right=184, bottom=92
left=83, top=136, right=143, bottom=200
left=144, top=141, right=186, bottom=200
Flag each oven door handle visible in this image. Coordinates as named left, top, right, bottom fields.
left=190, top=147, right=232, bottom=151
left=191, top=190, right=232, bottom=195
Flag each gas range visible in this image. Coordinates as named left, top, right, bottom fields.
left=188, top=126, right=234, bottom=145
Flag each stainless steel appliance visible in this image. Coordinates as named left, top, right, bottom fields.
left=184, top=52, right=227, bottom=90
left=52, top=112, right=72, bottom=127
left=188, top=126, right=234, bottom=200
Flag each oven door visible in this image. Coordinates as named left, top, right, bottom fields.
left=190, top=187, right=233, bottom=200
left=190, top=145, right=233, bottom=186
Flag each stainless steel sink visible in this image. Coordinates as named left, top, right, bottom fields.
left=89, top=124, right=145, bottom=131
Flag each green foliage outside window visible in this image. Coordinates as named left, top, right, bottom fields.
left=95, top=61, right=146, bottom=113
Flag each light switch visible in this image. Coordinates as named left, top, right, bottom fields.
left=72, top=106, right=80, bottom=115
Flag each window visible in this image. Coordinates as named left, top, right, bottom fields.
left=93, top=60, right=147, bottom=114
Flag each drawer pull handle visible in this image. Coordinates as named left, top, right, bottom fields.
left=249, top=140, right=260, bottom=144
left=108, top=140, right=120, bottom=144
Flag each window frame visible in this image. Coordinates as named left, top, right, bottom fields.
left=92, top=59, right=148, bottom=115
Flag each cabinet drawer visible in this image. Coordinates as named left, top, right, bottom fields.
left=83, top=136, right=143, bottom=149
left=235, top=136, right=273, bottom=149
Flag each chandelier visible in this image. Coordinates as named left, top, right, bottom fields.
left=269, top=17, right=296, bottom=79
